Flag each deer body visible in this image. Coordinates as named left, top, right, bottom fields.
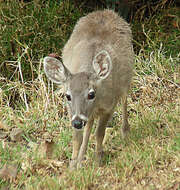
left=44, top=10, right=134, bottom=168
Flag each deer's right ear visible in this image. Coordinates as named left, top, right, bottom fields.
left=43, top=56, right=71, bottom=84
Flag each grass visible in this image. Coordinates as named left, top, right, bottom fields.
left=0, top=0, right=180, bottom=190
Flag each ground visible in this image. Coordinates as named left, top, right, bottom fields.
left=0, top=1, right=180, bottom=190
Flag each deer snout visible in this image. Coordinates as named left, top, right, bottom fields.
left=71, top=117, right=87, bottom=129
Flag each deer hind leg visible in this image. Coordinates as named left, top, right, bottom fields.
left=96, top=112, right=112, bottom=166
left=121, top=96, right=130, bottom=138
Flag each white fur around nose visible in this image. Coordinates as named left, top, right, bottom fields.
left=72, top=114, right=88, bottom=122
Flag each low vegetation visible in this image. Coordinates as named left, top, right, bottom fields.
left=0, top=0, right=179, bottom=189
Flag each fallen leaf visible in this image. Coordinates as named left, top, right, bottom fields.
left=0, top=122, right=9, bottom=131
left=39, top=140, right=55, bottom=158
left=0, top=165, right=18, bottom=180
left=9, top=128, right=23, bottom=142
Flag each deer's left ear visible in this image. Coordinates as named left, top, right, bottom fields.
left=92, top=50, right=112, bottom=80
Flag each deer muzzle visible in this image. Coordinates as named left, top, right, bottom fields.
left=71, top=116, right=87, bottom=129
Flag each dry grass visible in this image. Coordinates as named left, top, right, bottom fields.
left=0, top=1, right=180, bottom=190
left=0, top=44, right=179, bottom=190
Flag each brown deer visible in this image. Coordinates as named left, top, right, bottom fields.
left=44, top=10, right=134, bottom=169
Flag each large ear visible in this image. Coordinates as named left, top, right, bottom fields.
left=92, top=50, right=112, bottom=80
left=43, top=56, right=71, bottom=84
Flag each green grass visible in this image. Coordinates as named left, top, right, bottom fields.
left=0, top=0, right=180, bottom=190
left=0, top=0, right=84, bottom=81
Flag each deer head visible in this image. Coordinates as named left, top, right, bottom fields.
left=44, top=50, right=112, bottom=130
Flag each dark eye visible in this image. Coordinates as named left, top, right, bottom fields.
left=66, top=94, right=71, bottom=101
left=88, top=91, right=95, bottom=100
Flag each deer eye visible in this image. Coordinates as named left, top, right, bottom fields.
left=88, top=91, right=95, bottom=100
left=66, top=94, right=71, bottom=101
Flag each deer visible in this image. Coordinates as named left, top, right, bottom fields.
left=43, top=10, right=134, bottom=169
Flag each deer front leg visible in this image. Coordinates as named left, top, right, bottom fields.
left=121, top=96, right=130, bottom=138
left=96, top=113, right=112, bottom=166
left=76, top=117, right=94, bottom=168
left=70, top=129, right=83, bottom=169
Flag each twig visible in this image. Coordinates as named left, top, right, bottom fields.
left=17, top=48, right=29, bottom=112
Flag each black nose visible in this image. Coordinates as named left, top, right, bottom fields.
left=72, top=117, right=87, bottom=129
